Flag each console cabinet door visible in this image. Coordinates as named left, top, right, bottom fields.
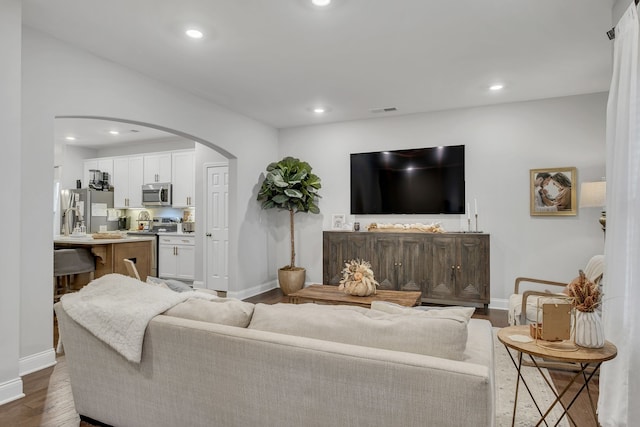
left=371, top=234, right=423, bottom=291
left=371, top=234, right=398, bottom=290
left=323, top=232, right=370, bottom=285
left=457, top=236, right=490, bottom=301
left=397, top=235, right=423, bottom=292
left=429, top=235, right=458, bottom=299
left=428, top=234, right=490, bottom=304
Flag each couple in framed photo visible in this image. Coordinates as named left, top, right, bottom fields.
left=530, top=167, right=577, bottom=216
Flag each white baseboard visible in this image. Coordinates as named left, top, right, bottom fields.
left=227, top=280, right=278, bottom=300
left=490, top=298, right=509, bottom=311
left=0, top=378, right=24, bottom=406
left=19, top=348, right=57, bottom=376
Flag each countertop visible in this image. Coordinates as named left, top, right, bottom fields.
left=157, top=232, right=195, bottom=236
left=127, top=230, right=195, bottom=237
left=54, top=234, right=156, bottom=245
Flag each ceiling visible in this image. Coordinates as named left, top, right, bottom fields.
left=23, top=0, right=614, bottom=141
left=56, top=118, right=180, bottom=148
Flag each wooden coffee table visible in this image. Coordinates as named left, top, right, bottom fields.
left=287, top=284, right=422, bottom=308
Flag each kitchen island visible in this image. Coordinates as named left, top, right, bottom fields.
left=54, top=234, right=155, bottom=283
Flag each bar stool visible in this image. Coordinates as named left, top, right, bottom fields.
left=54, top=248, right=96, bottom=301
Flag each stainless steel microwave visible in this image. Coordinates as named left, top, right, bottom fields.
left=142, top=183, right=172, bottom=206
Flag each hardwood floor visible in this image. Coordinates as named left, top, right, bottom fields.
left=1, top=288, right=599, bottom=427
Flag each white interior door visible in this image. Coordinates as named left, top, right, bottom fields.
left=205, top=165, right=229, bottom=291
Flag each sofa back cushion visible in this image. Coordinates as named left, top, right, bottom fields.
left=371, top=301, right=475, bottom=321
left=248, top=303, right=469, bottom=360
left=164, top=298, right=255, bottom=328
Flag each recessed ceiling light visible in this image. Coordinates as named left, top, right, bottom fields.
left=185, top=29, right=203, bottom=39
left=109, top=130, right=120, bottom=135
left=307, top=105, right=332, bottom=114
left=312, top=0, right=331, bottom=6
left=65, top=136, right=76, bottom=141
left=489, top=84, right=504, bottom=91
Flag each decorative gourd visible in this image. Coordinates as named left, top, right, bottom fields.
left=339, top=260, right=378, bottom=297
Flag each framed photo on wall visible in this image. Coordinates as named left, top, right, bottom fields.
left=530, top=167, right=577, bottom=216
left=331, top=214, right=346, bottom=230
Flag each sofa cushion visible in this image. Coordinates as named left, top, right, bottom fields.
left=248, top=303, right=469, bottom=360
left=164, top=298, right=255, bottom=328
left=371, top=301, right=475, bottom=322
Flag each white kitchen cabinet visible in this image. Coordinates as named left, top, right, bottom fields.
left=158, top=235, right=195, bottom=280
left=83, top=158, right=114, bottom=188
left=171, top=150, right=195, bottom=207
left=143, top=153, right=172, bottom=184
left=112, top=156, right=144, bottom=208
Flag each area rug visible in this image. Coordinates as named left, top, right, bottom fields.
left=494, top=328, right=570, bottom=427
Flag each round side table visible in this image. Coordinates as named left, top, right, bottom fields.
left=497, top=325, right=617, bottom=427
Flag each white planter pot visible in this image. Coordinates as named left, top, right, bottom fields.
left=574, top=310, right=605, bottom=348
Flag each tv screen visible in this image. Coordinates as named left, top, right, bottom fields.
left=350, top=145, right=465, bottom=215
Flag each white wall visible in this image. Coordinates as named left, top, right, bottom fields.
left=59, top=145, right=97, bottom=190
left=279, top=93, right=607, bottom=307
left=0, top=0, right=24, bottom=405
left=95, top=137, right=195, bottom=158
left=19, top=27, right=278, bottom=375
left=613, top=0, right=633, bottom=23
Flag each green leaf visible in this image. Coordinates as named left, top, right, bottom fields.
left=272, top=194, right=289, bottom=204
left=261, top=200, right=275, bottom=209
left=266, top=162, right=279, bottom=172
left=271, top=174, right=288, bottom=188
left=284, top=189, right=303, bottom=198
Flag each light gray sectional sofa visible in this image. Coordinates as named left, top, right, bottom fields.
left=55, top=296, right=495, bottom=427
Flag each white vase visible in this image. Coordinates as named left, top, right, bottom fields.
left=574, top=310, right=605, bottom=348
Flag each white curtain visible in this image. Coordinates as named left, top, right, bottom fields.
left=599, top=2, right=640, bottom=426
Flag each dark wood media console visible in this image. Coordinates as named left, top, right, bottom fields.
left=323, top=231, right=490, bottom=310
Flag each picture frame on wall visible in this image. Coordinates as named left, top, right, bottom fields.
left=331, top=214, right=346, bottom=230
left=530, top=167, right=577, bottom=216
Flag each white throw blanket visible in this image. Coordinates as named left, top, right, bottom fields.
left=61, top=274, right=217, bottom=363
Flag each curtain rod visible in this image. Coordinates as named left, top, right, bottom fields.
left=607, top=0, right=639, bottom=40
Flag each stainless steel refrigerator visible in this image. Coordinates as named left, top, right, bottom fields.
left=60, top=188, right=117, bottom=233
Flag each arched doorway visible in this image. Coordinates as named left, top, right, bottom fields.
left=54, top=115, right=233, bottom=291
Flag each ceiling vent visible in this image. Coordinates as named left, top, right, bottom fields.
left=370, top=107, right=398, bottom=114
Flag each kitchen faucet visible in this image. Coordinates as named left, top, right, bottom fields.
left=62, top=205, right=83, bottom=236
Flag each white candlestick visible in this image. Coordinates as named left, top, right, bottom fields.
left=474, top=199, right=478, bottom=215
left=467, top=203, right=470, bottom=220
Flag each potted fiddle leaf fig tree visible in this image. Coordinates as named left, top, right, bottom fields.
left=257, top=156, right=322, bottom=295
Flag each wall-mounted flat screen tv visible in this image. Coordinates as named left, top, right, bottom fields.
left=350, top=145, right=465, bottom=215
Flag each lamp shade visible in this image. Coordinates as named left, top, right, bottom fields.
left=579, top=181, right=606, bottom=208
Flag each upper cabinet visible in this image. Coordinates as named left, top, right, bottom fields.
left=83, top=158, right=114, bottom=188
left=171, top=150, right=195, bottom=207
left=84, top=149, right=194, bottom=208
left=143, top=153, right=172, bottom=184
left=113, top=156, right=144, bottom=208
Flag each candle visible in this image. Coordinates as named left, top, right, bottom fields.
left=474, top=199, right=478, bottom=215
left=467, top=203, right=470, bottom=220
